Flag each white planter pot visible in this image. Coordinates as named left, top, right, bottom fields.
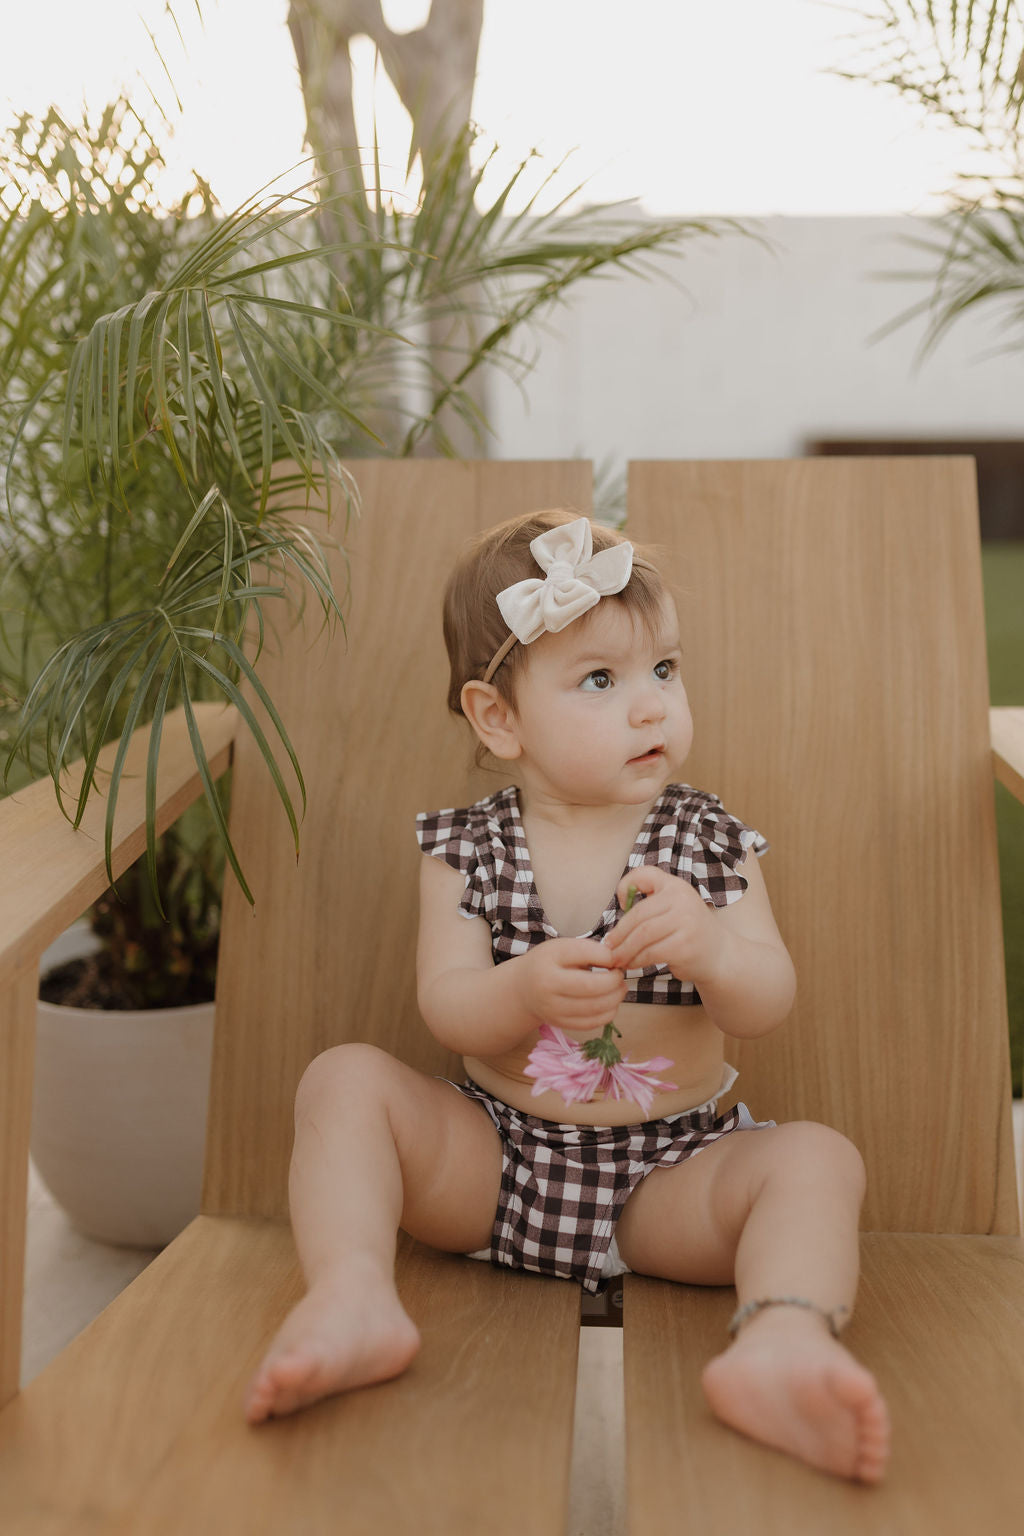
left=32, top=925, right=215, bottom=1248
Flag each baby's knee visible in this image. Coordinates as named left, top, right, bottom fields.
left=294, top=1041, right=396, bottom=1115
left=765, top=1121, right=867, bottom=1195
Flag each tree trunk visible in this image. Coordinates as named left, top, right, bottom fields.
left=287, top=0, right=487, bottom=456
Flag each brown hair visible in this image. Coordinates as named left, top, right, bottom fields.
left=442, top=508, right=667, bottom=716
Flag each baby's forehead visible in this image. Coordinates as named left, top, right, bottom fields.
left=545, top=593, right=680, bottom=665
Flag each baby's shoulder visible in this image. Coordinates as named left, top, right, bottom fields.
left=652, top=782, right=735, bottom=836
left=651, top=783, right=770, bottom=903
left=415, top=784, right=519, bottom=859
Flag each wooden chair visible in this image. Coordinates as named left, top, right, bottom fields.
left=1, top=458, right=1022, bottom=1533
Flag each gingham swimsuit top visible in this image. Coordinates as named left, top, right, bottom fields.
left=416, top=783, right=768, bottom=1006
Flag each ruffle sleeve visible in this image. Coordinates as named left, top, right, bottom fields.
left=415, top=805, right=492, bottom=920
left=664, top=788, right=769, bottom=907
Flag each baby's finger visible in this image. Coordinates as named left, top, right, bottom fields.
left=557, top=937, right=620, bottom=971
left=610, top=914, right=676, bottom=970
left=556, top=1018, right=620, bottom=1035
left=606, top=899, right=663, bottom=952
left=614, top=866, right=667, bottom=910
left=554, top=998, right=625, bottom=1029
left=561, top=965, right=627, bottom=997
left=617, top=943, right=672, bottom=972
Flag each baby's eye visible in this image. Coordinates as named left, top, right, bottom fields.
left=581, top=669, right=612, bottom=691
left=653, top=658, right=678, bottom=681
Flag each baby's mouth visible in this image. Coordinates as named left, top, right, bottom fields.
left=629, top=745, right=665, bottom=766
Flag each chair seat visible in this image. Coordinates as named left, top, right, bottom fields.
left=0, top=1216, right=582, bottom=1534
left=623, top=1232, right=1024, bottom=1533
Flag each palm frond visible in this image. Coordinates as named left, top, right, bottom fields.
left=1, top=94, right=751, bottom=906
left=830, top=2, right=1024, bottom=148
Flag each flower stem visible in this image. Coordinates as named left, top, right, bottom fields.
left=580, top=883, right=639, bottom=1066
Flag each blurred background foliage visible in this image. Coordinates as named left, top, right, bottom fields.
left=837, top=0, right=1024, bottom=1087
left=0, top=73, right=740, bottom=1002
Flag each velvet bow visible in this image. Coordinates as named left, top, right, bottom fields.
left=496, top=519, right=634, bottom=644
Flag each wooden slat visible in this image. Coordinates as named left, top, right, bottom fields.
left=628, top=459, right=1016, bottom=1235
left=0, top=964, right=36, bottom=1409
left=623, top=1234, right=1024, bottom=1534
left=205, top=460, right=592, bottom=1219
left=992, top=705, right=1024, bottom=804
left=0, top=1217, right=580, bottom=1534
left=0, top=703, right=237, bottom=992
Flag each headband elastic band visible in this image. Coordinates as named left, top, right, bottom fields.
left=482, top=631, right=518, bottom=684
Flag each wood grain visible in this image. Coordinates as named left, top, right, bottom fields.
left=5, top=459, right=1020, bottom=1535
left=0, top=1217, right=580, bottom=1535
left=992, top=706, right=1024, bottom=804
left=0, top=703, right=237, bottom=993
left=628, top=458, right=1017, bottom=1235
left=623, top=1233, right=1024, bottom=1535
left=0, top=964, right=36, bottom=1409
left=204, top=460, right=592, bottom=1219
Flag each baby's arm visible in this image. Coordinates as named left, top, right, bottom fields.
left=603, top=855, right=795, bottom=1039
left=417, top=855, right=627, bottom=1055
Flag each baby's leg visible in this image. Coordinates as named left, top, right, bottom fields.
left=244, top=1044, right=503, bottom=1423
left=614, top=1121, right=890, bottom=1483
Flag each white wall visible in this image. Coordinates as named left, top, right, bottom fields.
left=486, top=216, right=1024, bottom=467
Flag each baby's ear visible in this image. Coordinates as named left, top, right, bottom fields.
left=460, top=680, right=522, bottom=760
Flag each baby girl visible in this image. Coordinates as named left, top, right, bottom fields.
left=245, top=509, right=890, bottom=1484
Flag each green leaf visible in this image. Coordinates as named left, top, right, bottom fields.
left=197, top=288, right=250, bottom=482
left=102, top=635, right=171, bottom=886
left=179, top=678, right=254, bottom=907
left=123, top=289, right=165, bottom=471
left=144, top=653, right=180, bottom=917
left=72, top=623, right=164, bottom=827
left=184, top=643, right=302, bottom=852
left=164, top=485, right=223, bottom=576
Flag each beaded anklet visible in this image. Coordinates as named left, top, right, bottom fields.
left=727, top=1296, right=851, bottom=1340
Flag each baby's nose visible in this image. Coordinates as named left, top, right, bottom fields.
left=632, top=684, right=666, bottom=723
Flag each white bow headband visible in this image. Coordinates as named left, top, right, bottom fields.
left=482, top=518, right=634, bottom=683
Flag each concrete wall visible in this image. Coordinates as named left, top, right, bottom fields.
left=486, top=215, right=1024, bottom=471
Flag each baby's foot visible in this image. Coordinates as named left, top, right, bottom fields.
left=700, top=1307, right=890, bottom=1483
left=244, top=1256, right=421, bottom=1424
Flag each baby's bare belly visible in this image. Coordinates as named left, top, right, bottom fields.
left=463, top=1001, right=728, bottom=1124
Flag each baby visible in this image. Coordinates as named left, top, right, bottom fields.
left=245, top=509, right=890, bottom=1484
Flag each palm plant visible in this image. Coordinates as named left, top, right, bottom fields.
left=1, top=94, right=744, bottom=1002
left=833, top=4, right=1024, bottom=1097
left=832, top=2, right=1024, bottom=356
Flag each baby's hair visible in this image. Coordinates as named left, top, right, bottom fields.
left=443, top=507, right=667, bottom=717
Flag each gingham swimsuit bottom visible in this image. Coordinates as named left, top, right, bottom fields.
left=444, top=1070, right=774, bottom=1294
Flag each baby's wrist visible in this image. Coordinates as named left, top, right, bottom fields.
left=685, top=924, right=733, bottom=993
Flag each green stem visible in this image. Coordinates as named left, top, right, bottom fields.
left=580, top=883, right=639, bottom=1065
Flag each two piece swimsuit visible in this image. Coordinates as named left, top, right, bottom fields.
left=415, top=783, right=774, bottom=1293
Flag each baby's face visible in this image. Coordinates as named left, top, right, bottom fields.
left=508, top=592, right=693, bottom=806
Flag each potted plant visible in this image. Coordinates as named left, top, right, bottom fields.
left=31, top=809, right=224, bottom=1246
left=1, top=95, right=741, bottom=1244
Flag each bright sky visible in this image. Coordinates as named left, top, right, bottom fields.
left=0, top=0, right=996, bottom=216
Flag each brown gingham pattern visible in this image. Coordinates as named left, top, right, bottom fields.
left=416, top=783, right=768, bottom=1004
left=450, top=1079, right=770, bottom=1292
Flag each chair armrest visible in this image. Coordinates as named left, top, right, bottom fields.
left=0, top=703, right=237, bottom=992
left=992, top=707, right=1024, bottom=807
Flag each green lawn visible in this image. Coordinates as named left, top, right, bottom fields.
left=983, top=543, right=1024, bottom=1097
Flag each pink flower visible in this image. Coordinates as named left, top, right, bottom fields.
left=603, top=1055, right=678, bottom=1119
left=525, top=1023, right=677, bottom=1118
left=524, top=1025, right=609, bottom=1104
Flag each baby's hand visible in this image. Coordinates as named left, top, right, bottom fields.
left=518, top=938, right=627, bottom=1034
left=604, top=867, right=726, bottom=985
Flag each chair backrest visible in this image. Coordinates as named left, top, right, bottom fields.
left=202, top=461, right=589, bottom=1219
left=629, top=458, right=1016, bottom=1235
left=202, top=457, right=1018, bottom=1237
